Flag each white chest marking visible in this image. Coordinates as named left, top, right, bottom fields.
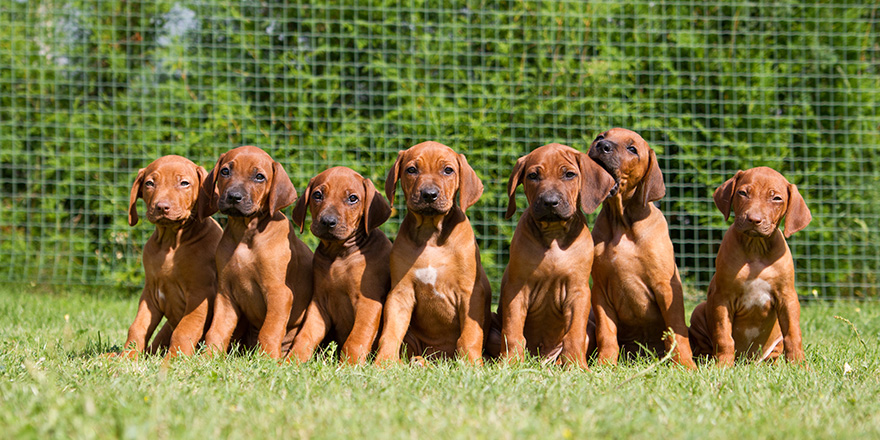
left=743, top=327, right=760, bottom=340
left=413, top=266, right=438, bottom=287
left=157, top=289, right=166, bottom=303
left=741, top=279, right=773, bottom=309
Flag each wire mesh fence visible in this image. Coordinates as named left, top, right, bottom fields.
left=1, top=0, right=878, bottom=298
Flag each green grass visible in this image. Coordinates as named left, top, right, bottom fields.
left=1, top=286, right=879, bottom=440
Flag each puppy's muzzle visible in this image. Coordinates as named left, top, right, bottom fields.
left=735, top=212, right=775, bottom=237
left=148, top=200, right=186, bottom=223
left=588, top=141, right=620, bottom=196
left=410, top=184, right=448, bottom=215
left=532, top=192, right=572, bottom=221
left=219, top=187, right=254, bottom=217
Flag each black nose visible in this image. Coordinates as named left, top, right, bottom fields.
left=597, top=140, right=613, bottom=154
left=320, top=215, right=338, bottom=228
left=539, top=194, right=561, bottom=208
left=226, top=191, right=243, bottom=204
left=421, top=187, right=439, bottom=203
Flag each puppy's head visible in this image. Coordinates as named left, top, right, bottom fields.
left=714, top=167, right=811, bottom=239
left=128, top=155, right=209, bottom=227
left=201, top=146, right=297, bottom=219
left=588, top=128, right=665, bottom=206
left=291, top=167, right=391, bottom=241
left=385, top=141, right=483, bottom=216
left=506, top=143, right=616, bottom=221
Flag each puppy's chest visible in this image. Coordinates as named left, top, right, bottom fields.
left=734, top=277, right=777, bottom=314
left=396, top=245, right=467, bottom=304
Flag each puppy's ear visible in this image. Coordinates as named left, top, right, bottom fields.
left=713, top=170, right=743, bottom=221
left=290, top=177, right=314, bottom=233
left=636, top=148, right=666, bottom=206
left=268, top=161, right=298, bottom=215
left=384, top=150, right=404, bottom=205
left=457, top=153, right=484, bottom=211
left=577, top=153, right=616, bottom=214
left=363, top=177, right=391, bottom=233
left=505, top=155, right=527, bottom=219
left=194, top=165, right=210, bottom=221
left=128, top=168, right=146, bottom=227
left=199, top=153, right=225, bottom=220
left=783, top=182, right=811, bottom=238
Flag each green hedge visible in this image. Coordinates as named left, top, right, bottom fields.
left=1, top=0, right=878, bottom=296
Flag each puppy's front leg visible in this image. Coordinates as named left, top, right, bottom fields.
left=167, top=288, right=211, bottom=358
left=121, top=288, right=164, bottom=357
left=290, top=300, right=330, bottom=363
left=259, top=284, right=294, bottom=359
left=652, top=274, right=697, bottom=369
left=374, top=283, right=415, bottom=365
left=499, top=274, right=528, bottom=362
left=341, top=296, right=383, bottom=365
left=776, top=284, right=805, bottom=363
left=592, top=288, right=620, bottom=366
left=204, top=292, right=241, bottom=357
left=707, top=294, right=736, bottom=367
left=559, top=288, right=590, bottom=369
left=457, top=280, right=489, bottom=365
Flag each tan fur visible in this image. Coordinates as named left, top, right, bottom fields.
left=289, top=167, right=392, bottom=364
left=689, top=167, right=811, bottom=366
left=201, top=146, right=313, bottom=359
left=587, top=128, right=696, bottom=368
left=374, top=142, right=492, bottom=364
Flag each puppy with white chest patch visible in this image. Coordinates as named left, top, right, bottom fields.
left=289, top=167, right=393, bottom=364
left=689, top=167, right=811, bottom=366
left=374, top=141, right=492, bottom=364
left=498, top=143, right=616, bottom=368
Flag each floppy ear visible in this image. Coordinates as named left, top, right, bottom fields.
left=384, top=150, right=404, bottom=205
left=713, top=170, right=743, bottom=221
left=577, top=153, right=616, bottom=214
left=783, top=182, right=811, bottom=238
left=457, top=153, right=483, bottom=211
left=635, top=148, right=666, bottom=206
left=363, top=177, right=391, bottom=233
left=128, top=168, right=146, bottom=227
left=268, top=161, right=298, bottom=215
left=194, top=166, right=210, bottom=221
left=198, top=153, right=225, bottom=220
left=505, top=155, right=527, bottom=219
left=290, top=177, right=314, bottom=233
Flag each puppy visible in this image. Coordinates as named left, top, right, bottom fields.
left=119, top=155, right=222, bottom=359
left=289, top=167, right=392, bottom=364
left=201, top=146, right=313, bottom=359
left=587, top=128, right=696, bottom=368
left=499, top=143, right=616, bottom=368
left=374, top=141, right=492, bottom=364
left=689, top=167, right=811, bottom=366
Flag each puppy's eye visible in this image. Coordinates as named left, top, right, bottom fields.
left=180, top=180, right=190, bottom=187
left=254, top=173, right=266, bottom=182
left=405, top=166, right=418, bottom=175
left=772, top=195, right=784, bottom=202
left=443, top=166, right=454, bottom=175
left=220, top=168, right=230, bottom=177
left=527, top=172, right=539, bottom=181
left=737, top=190, right=748, bottom=197
left=313, top=191, right=323, bottom=201
left=144, top=181, right=155, bottom=188
left=563, top=171, right=577, bottom=180
left=348, top=194, right=359, bottom=204
left=626, top=145, right=638, bottom=154
left=595, top=134, right=604, bottom=141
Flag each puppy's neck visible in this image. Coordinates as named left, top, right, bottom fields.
left=602, top=193, right=653, bottom=229
left=731, top=227, right=784, bottom=259
left=317, top=227, right=371, bottom=259
left=223, top=212, right=278, bottom=242
left=526, top=211, right=584, bottom=248
left=152, top=216, right=204, bottom=248
left=405, top=208, right=463, bottom=245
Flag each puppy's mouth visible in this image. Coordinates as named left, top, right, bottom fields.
left=588, top=153, right=620, bottom=197
left=146, top=210, right=190, bottom=225
left=409, top=204, right=449, bottom=216
left=219, top=205, right=257, bottom=217
left=311, top=224, right=354, bottom=241
left=735, top=219, right=775, bottom=238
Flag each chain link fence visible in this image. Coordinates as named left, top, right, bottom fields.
left=1, top=0, right=878, bottom=297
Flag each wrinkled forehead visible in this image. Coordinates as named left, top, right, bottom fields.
left=736, top=168, right=789, bottom=194
left=223, top=147, right=274, bottom=171
left=144, top=156, right=197, bottom=179
left=403, top=142, right=457, bottom=170
left=313, top=167, right=365, bottom=195
left=598, top=128, right=649, bottom=151
left=525, top=144, right=578, bottom=170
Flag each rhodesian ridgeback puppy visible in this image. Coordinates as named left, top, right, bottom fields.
left=201, top=146, right=313, bottom=359
left=118, top=155, right=222, bottom=359
left=587, top=128, right=696, bottom=368
left=289, top=167, right=392, bottom=364
left=374, top=141, right=492, bottom=364
left=498, top=143, right=616, bottom=368
left=689, top=167, right=811, bottom=366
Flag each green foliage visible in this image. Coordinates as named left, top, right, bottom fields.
left=0, top=1, right=877, bottom=296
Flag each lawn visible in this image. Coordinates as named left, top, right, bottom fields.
left=1, top=285, right=878, bottom=440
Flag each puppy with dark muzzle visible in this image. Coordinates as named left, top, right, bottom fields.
left=201, top=146, right=313, bottom=359
left=587, top=128, right=696, bottom=368
left=288, top=167, right=393, bottom=364
left=688, top=167, right=811, bottom=366
left=498, top=143, right=616, bottom=368
left=374, top=141, right=492, bottom=364
left=116, top=155, right=222, bottom=359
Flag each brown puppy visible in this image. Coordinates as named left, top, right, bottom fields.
left=587, top=128, right=696, bottom=368
left=119, top=155, right=222, bottom=359
left=374, top=141, right=492, bottom=364
left=201, top=146, right=313, bottom=359
left=689, top=167, right=811, bottom=366
left=288, top=167, right=392, bottom=364
left=499, top=143, right=616, bottom=368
